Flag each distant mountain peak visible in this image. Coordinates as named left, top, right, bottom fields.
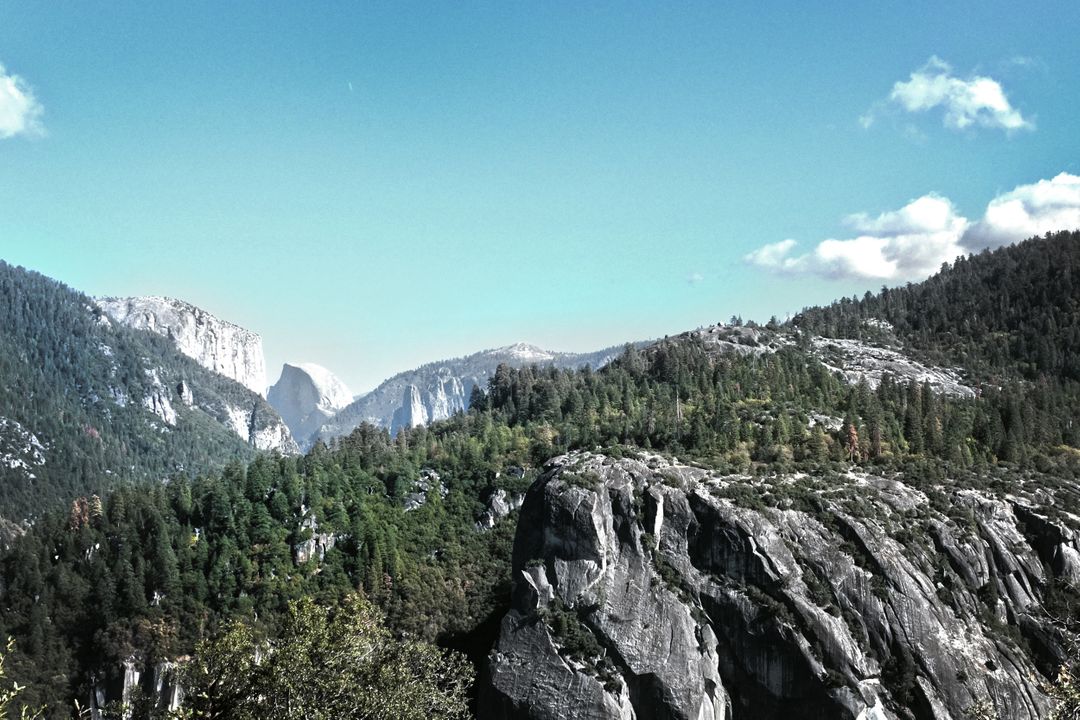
left=288, top=363, right=353, bottom=409
left=316, top=342, right=633, bottom=444
left=268, top=363, right=353, bottom=450
left=496, top=342, right=556, bottom=362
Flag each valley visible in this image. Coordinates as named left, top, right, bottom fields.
left=0, top=232, right=1078, bottom=718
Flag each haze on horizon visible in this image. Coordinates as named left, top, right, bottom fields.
left=1, top=2, right=1078, bottom=391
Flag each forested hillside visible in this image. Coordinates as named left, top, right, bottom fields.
left=0, top=262, right=286, bottom=521
left=0, top=233, right=1078, bottom=717
left=793, top=230, right=1080, bottom=381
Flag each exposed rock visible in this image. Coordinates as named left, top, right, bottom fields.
left=809, top=337, right=975, bottom=398
left=176, top=380, right=194, bottom=407
left=404, top=469, right=448, bottom=511
left=95, top=296, right=297, bottom=453
left=318, top=342, right=634, bottom=442
left=0, top=417, right=45, bottom=481
left=677, top=325, right=976, bottom=399
left=222, top=402, right=297, bottom=453
left=294, top=510, right=337, bottom=564
left=476, top=488, right=525, bottom=530
left=687, top=324, right=788, bottom=356
left=142, top=368, right=178, bottom=426
left=152, top=661, right=184, bottom=713
left=267, top=363, right=352, bottom=450
left=90, top=658, right=183, bottom=720
left=1012, top=503, right=1080, bottom=585
left=808, top=413, right=843, bottom=432
left=482, top=452, right=1073, bottom=720
left=98, top=296, right=268, bottom=396
left=391, top=385, right=429, bottom=436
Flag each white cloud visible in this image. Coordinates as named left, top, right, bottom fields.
left=864, top=56, right=1032, bottom=133
left=744, top=240, right=805, bottom=273
left=0, top=63, right=44, bottom=139
left=745, top=195, right=968, bottom=281
left=963, top=173, right=1080, bottom=249
left=686, top=271, right=705, bottom=285
left=746, top=173, right=1080, bottom=282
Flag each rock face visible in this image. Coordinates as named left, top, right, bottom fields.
left=390, top=384, right=436, bottom=435
left=318, top=342, right=632, bottom=442
left=483, top=452, right=1076, bottom=720
left=476, top=488, right=525, bottom=531
left=97, top=297, right=296, bottom=454
left=267, top=363, right=352, bottom=450
left=403, top=469, right=448, bottom=511
left=293, top=510, right=337, bottom=564
left=90, top=658, right=183, bottom=720
left=97, top=296, right=268, bottom=396
left=221, top=402, right=297, bottom=453
left=808, top=337, right=975, bottom=398
left=680, top=325, right=976, bottom=399
left=142, top=368, right=178, bottom=426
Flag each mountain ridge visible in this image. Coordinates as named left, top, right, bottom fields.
left=96, top=295, right=269, bottom=396
left=0, top=261, right=296, bottom=519
left=314, top=341, right=636, bottom=446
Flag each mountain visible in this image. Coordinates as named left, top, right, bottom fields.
left=482, top=450, right=1072, bottom=719
left=97, top=296, right=269, bottom=396
left=0, top=261, right=295, bottom=519
left=2, top=233, right=1080, bottom=719
left=315, top=342, right=629, bottom=443
left=791, top=230, right=1080, bottom=382
left=267, top=362, right=352, bottom=447
left=95, top=295, right=295, bottom=453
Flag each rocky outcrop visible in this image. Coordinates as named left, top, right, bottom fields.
left=808, top=337, right=975, bottom=398
left=679, top=325, right=975, bottom=398
left=142, top=368, right=178, bottom=426
left=267, top=363, right=352, bottom=450
left=476, top=488, right=525, bottom=530
left=97, top=299, right=296, bottom=453
left=403, top=469, right=448, bottom=511
left=98, top=296, right=268, bottom=396
left=219, top=401, right=296, bottom=452
left=90, top=658, right=183, bottom=720
left=0, top=416, right=45, bottom=481
left=294, top=510, right=337, bottom=564
left=390, top=385, right=433, bottom=436
left=483, top=452, right=1075, bottom=720
left=318, top=342, right=632, bottom=442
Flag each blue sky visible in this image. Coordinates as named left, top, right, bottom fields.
left=1, top=2, right=1079, bottom=391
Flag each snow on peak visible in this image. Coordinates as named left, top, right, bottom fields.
left=498, top=342, right=556, bottom=362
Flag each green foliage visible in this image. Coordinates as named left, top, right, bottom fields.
left=176, top=594, right=471, bottom=720
left=0, top=639, right=44, bottom=720
left=1049, top=663, right=1080, bottom=720
left=543, top=600, right=619, bottom=692
left=4, top=233, right=1080, bottom=715
left=0, top=261, right=274, bottom=521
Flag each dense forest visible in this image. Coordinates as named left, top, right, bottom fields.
left=0, top=232, right=1079, bottom=717
left=0, top=262, right=286, bottom=520
left=793, top=230, right=1080, bottom=381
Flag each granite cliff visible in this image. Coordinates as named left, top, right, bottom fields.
left=97, top=296, right=295, bottom=453
left=483, top=451, right=1078, bottom=720
left=97, top=296, right=268, bottom=396
left=267, top=362, right=352, bottom=450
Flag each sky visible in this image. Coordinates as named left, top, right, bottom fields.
left=1, top=2, right=1079, bottom=392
